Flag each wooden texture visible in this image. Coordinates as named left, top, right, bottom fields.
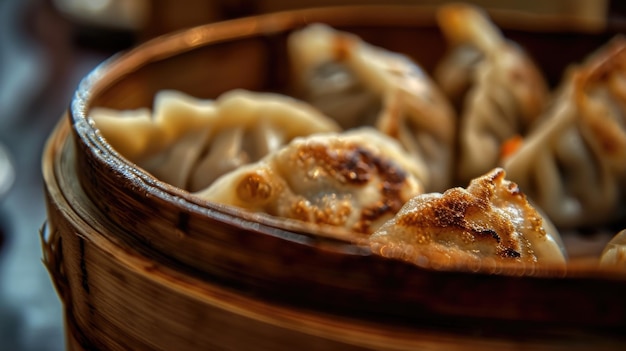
left=43, top=119, right=626, bottom=350
left=41, top=5, right=626, bottom=350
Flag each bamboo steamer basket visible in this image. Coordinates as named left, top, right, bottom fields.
left=41, top=5, right=626, bottom=350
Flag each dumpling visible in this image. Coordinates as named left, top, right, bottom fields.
left=288, top=24, right=456, bottom=192
left=503, top=36, right=626, bottom=229
left=600, top=229, right=626, bottom=266
left=88, top=103, right=210, bottom=163
left=195, top=128, right=425, bottom=235
left=90, top=89, right=341, bottom=191
left=369, top=168, right=566, bottom=268
left=434, top=3, right=549, bottom=183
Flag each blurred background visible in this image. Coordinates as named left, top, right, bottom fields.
left=0, top=0, right=624, bottom=350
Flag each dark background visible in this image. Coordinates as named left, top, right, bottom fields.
left=0, top=1, right=129, bottom=350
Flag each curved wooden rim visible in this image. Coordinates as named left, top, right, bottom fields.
left=43, top=121, right=626, bottom=347
left=42, top=122, right=548, bottom=349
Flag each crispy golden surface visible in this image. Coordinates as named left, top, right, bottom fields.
left=370, top=168, right=565, bottom=266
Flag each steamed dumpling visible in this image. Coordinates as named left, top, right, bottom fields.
left=288, top=24, right=456, bottom=192
left=90, top=89, right=341, bottom=191
left=370, top=168, right=565, bottom=267
left=195, top=128, right=425, bottom=235
left=503, top=36, right=626, bottom=229
left=434, top=3, right=549, bottom=184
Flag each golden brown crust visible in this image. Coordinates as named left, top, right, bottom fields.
left=370, top=168, right=565, bottom=265
left=236, top=172, right=274, bottom=203
left=197, top=129, right=424, bottom=235
left=286, top=140, right=414, bottom=233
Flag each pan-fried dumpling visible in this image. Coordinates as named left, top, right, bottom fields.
left=195, top=128, right=425, bottom=235
left=503, top=37, right=626, bottom=229
left=288, top=24, right=456, bottom=192
left=370, top=168, right=565, bottom=268
left=434, top=3, right=549, bottom=184
left=600, top=229, right=626, bottom=266
left=90, top=89, right=341, bottom=191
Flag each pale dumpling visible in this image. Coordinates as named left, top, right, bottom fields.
left=90, top=89, right=341, bottom=191
left=370, top=168, right=565, bottom=267
left=434, top=3, right=549, bottom=184
left=288, top=24, right=456, bottom=192
left=503, top=36, right=626, bottom=229
left=195, top=128, right=425, bottom=235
